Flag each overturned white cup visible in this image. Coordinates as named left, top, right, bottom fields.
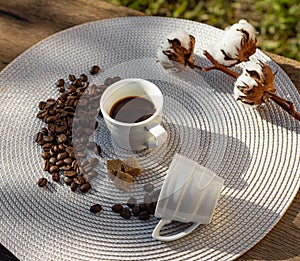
left=100, top=78, right=168, bottom=151
left=152, top=153, right=224, bottom=241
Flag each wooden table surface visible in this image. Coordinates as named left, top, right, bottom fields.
left=0, top=1, right=299, bottom=260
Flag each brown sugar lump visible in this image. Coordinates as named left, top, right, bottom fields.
left=107, top=158, right=123, bottom=177
left=113, top=170, right=134, bottom=192
left=122, top=157, right=142, bottom=177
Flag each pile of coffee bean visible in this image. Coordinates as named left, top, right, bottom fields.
left=111, top=184, right=161, bottom=221
left=35, top=65, right=121, bottom=193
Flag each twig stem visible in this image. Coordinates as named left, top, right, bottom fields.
left=266, top=92, right=300, bottom=121
left=202, top=51, right=239, bottom=79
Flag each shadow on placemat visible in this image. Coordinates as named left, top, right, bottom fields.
left=0, top=244, right=19, bottom=261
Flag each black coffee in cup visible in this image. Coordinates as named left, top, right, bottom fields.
left=110, top=96, right=156, bottom=123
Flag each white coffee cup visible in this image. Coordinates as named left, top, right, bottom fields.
left=152, top=153, right=224, bottom=241
left=100, top=78, right=168, bottom=151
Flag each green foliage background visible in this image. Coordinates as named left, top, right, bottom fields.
left=107, top=0, right=300, bottom=61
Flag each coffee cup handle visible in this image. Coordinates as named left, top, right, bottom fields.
left=146, top=124, right=167, bottom=148
left=152, top=219, right=200, bottom=241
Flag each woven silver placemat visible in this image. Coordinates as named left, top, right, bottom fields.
left=0, top=17, right=299, bottom=261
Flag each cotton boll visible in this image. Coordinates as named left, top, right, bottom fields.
left=157, top=46, right=185, bottom=72
left=229, top=19, right=257, bottom=38
left=157, top=29, right=196, bottom=71
left=212, top=37, right=242, bottom=66
left=240, top=60, right=263, bottom=76
left=233, top=74, right=259, bottom=107
left=233, top=84, right=259, bottom=108
left=166, top=29, right=191, bottom=49
left=233, top=59, right=276, bottom=107
left=211, top=20, right=258, bottom=67
left=235, top=73, right=257, bottom=91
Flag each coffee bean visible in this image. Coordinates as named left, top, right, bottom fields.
left=57, top=152, right=68, bottom=160
left=78, top=167, right=84, bottom=175
left=52, top=172, right=60, bottom=182
left=73, top=79, right=82, bottom=88
left=43, top=135, right=54, bottom=142
left=77, top=151, right=87, bottom=158
left=59, top=92, right=67, bottom=100
left=56, top=79, right=65, bottom=87
left=41, top=127, right=48, bottom=135
left=65, top=145, right=73, bottom=154
left=55, top=160, right=64, bottom=167
left=80, top=182, right=91, bottom=193
left=143, top=183, right=154, bottom=193
left=146, top=203, right=155, bottom=215
left=127, top=197, right=137, bottom=208
left=74, top=175, right=86, bottom=185
left=75, top=143, right=85, bottom=152
left=83, top=164, right=93, bottom=173
left=89, top=157, right=99, bottom=167
left=80, top=74, right=88, bottom=82
left=80, top=159, right=89, bottom=167
left=58, top=86, right=65, bottom=93
left=45, top=115, right=57, bottom=123
left=61, top=165, right=71, bottom=171
left=90, top=65, right=100, bottom=75
left=48, top=109, right=56, bottom=116
left=120, top=208, right=131, bottom=219
left=64, top=177, right=73, bottom=186
left=58, top=144, right=65, bottom=151
left=42, top=160, right=50, bottom=171
left=63, top=158, right=73, bottom=165
left=104, top=77, right=113, bottom=86
left=139, top=211, right=150, bottom=221
left=46, top=98, right=56, bottom=103
left=42, top=143, right=52, bottom=152
left=49, top=157, right=57, bottom=165
left=35, top=132, right=43, bottom=143
left=80, top=135, right=89, bottom=144
left=51, top=145, right=58, bottom=155
left=86, top=142, right=96, bottom=150
left=41, top=151, right=50, bottom=160
left=90, top=204, right=102, bottom=214
left=112, top=76, right=121, bottom=83
left=139, top=203, right=147, bottom=212
left=84, top=170, right=98, bottom=181
left=64, top=171, right=77, bottom=178
left=38, top=101, right=47, bottom=110
left=55, top=124, right=68, bottom=133
left=37, top=177, right=48, bottom=187
left=69, top=74, right=76, bottom=82
left=112, top=204, right=123, bottom=213
left=49, top=165, right=59, bottom=173
left=57, top=134, right=67, bottom=143
left=72, top=160, right=78, bottom=168
left=132, top=205, right=140, bottom=217
left=37, top=110, right=48, bottom=119
left=70, top=181, right=77, bottom=192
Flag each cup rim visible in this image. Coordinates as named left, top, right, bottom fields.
left=100, top=78, right=163, bottom=127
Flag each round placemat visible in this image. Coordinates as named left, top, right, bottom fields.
left=0, top=17, right=299, bottom=261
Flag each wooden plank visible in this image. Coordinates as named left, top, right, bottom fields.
left=0, top=0, right=144, bottom=69
left=0, top=1, right=299, bottom=261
